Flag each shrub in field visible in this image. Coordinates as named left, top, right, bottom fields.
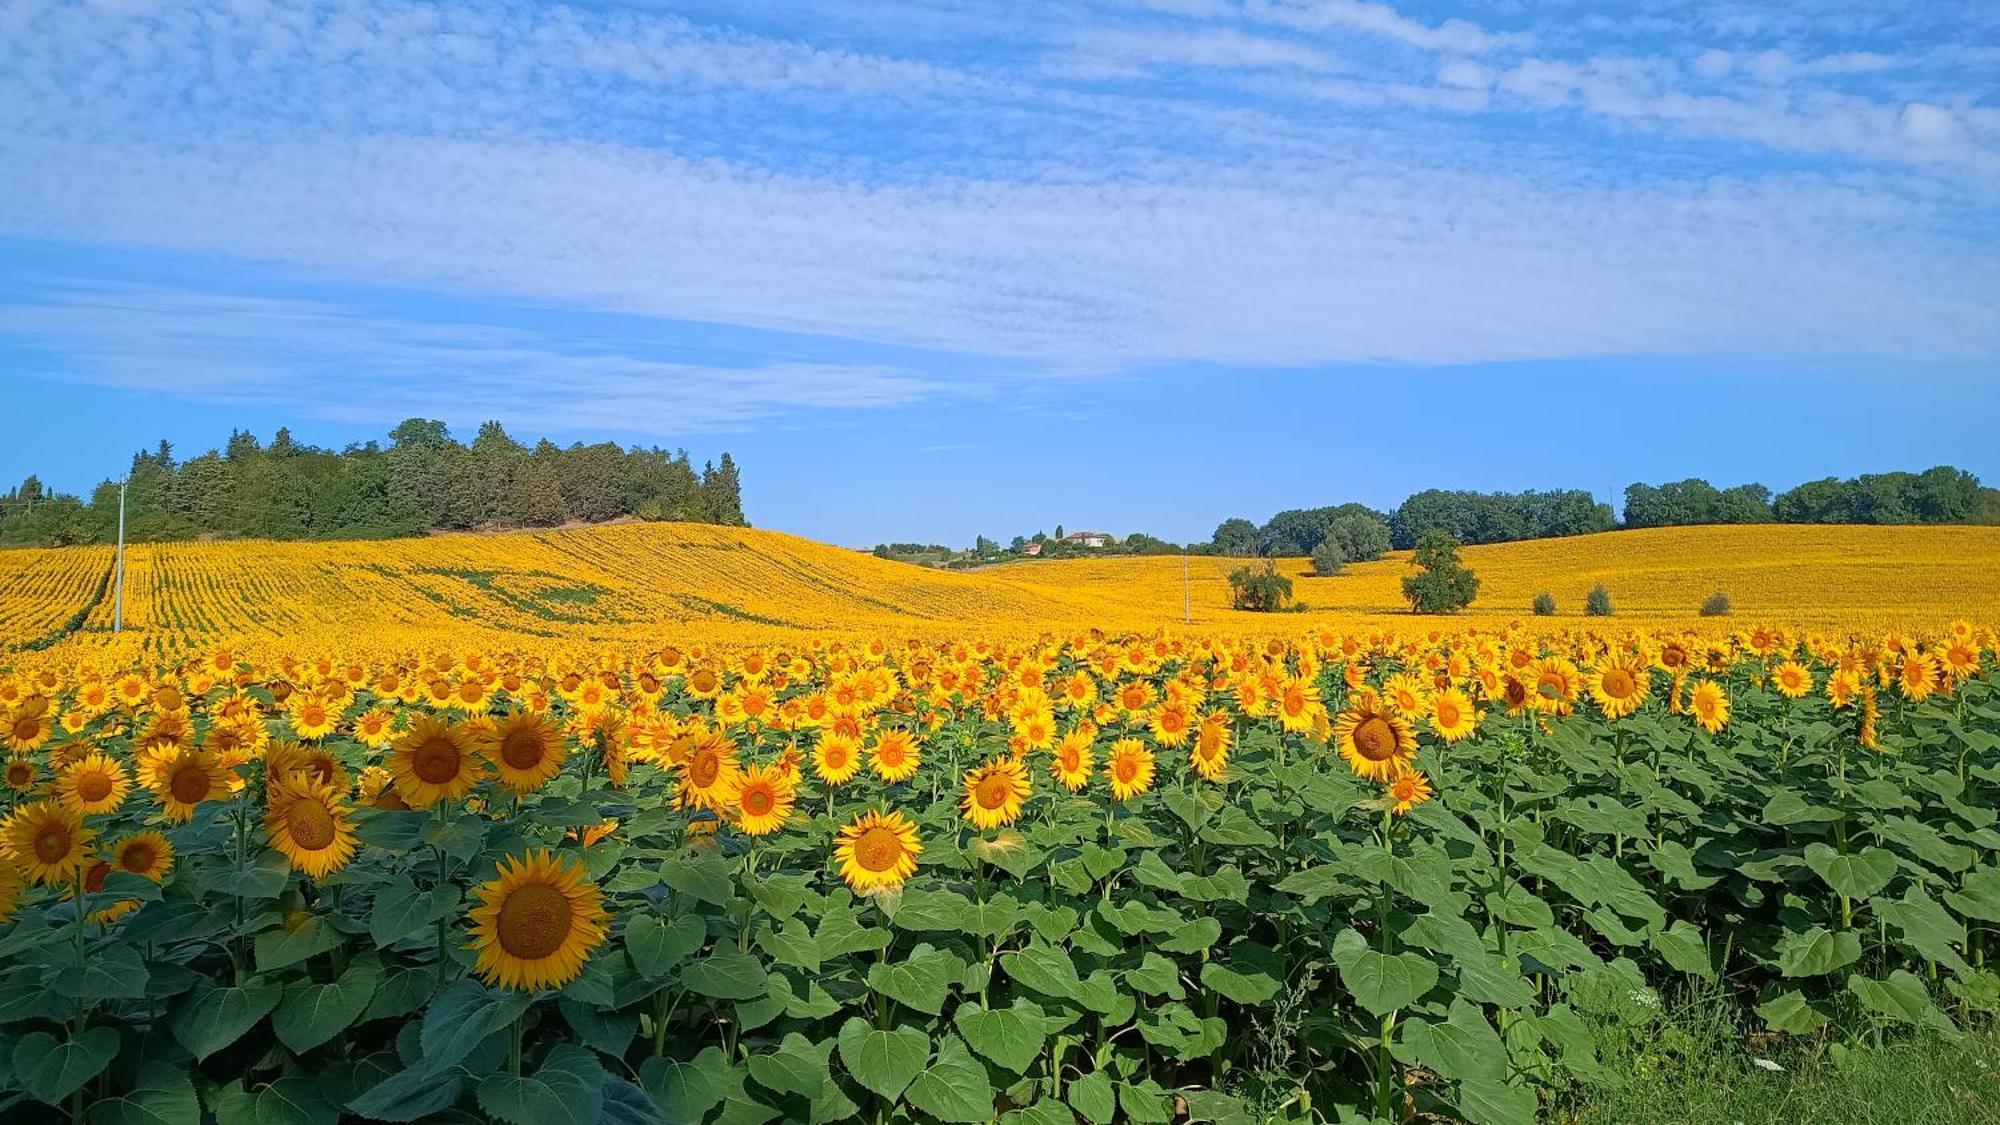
left=1402, top=530, right=1479, bottom=613
left=1586, top=584, right=1614, bottom=616
left=1229, top=562, right=1294, bottom=610
left=1700, top=591, right=1732, bottom=616
left=1310, top=536, right=1347, bottom=576
left=1533, top=592, right=1558, bottom=616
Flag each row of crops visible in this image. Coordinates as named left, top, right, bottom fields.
left=0, top=625, right=1994, bottom=1123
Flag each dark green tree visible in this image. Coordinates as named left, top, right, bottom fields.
left=1401, top=531, right=1479, bottom=613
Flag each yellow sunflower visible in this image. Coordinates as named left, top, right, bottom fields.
left=140, top=747, right=230, bottom=823
left=833, top=809, right=922, bottom=895
left=287, top=694, right=340, bottom=740
left=1335, top=694, right=1416, bottom=782
left=4, top=757, right=37, bottom=793
left=2, top=801, right=94, bottom=886
left=1689, top=680, right=1730, bottom=734
left=1386, top=769, right=1433, bottom=816
left=56, top=752, right=131, bottom=815
left=387, top=715, right=485, bottom=808
left=1428, top=688, right=1479, bottom=743
left=1189, top=713, right=1232, bottom=782
left=1050, top=728, right=1094, bottom=791
left=1382, top=672, right=1430, bottom=717
left=3, top=708, right=53, bottom=754
left=1771, top=660, right=1814, bottom=699
left=265, top=776, right=358, bottom=879
left=1106, top=738, right=1156, bottom=802
left=961, top=757, right=1031, bottom=830
left=723, top=763, right=796, bottom=837
left=479, top=712, right=568, bottom=794
left=812, top=735, right=863, bottom=786
left=1587, top=656, right=1649, bottom=720
left=868, top=729, right=920, bottom=784
left=466, top=850, right=611, bottom=992
left=676, top=734, right=739, bottom=812
left=1273, top=676, right=1323, bottom=734
left=111, top=832, right=175, bottom=883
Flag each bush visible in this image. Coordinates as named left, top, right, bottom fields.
left=1309, top=536, right=1347, bottom=577
left=1700, top=591, right=1732, bottom=616
left=1532, top=592, right=1557, bottom=616
left=1325, top=512, right=1391, bottom=563
left=1586, top=584, right=1614, bottom=616
left=1228, top=562, right=1294, bottom=612
left=1401, top=531, right=1479, bottom=614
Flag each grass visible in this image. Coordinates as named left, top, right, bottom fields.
left=1559, top=986, right=2000, bottom=1125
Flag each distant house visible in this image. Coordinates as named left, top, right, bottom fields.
left=1021, top=542, right=1042, bottom=557
left=1064, top=530, right=1110, bottom=548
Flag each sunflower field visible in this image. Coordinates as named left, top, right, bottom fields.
left=0, top=623, right=1997, bottom=1124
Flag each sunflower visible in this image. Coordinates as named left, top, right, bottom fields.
left=387, top=715, right=485, bottom=808
left=56, top=752, right=131, bottom=815
left=1149, top=702, right=1194, bottom=748
left=0, top=856, right=20, bottom=922
left=868, top=729, right=920, bottom=784
left=267, top=740, right=348, bottom=790
left=2, top=801, right=94, bottom=886
left=3, top=708, right=53, bottom=754
left=466, top=850, right=611, bottom=992
left=265, top=776, right=358, bottom=878
left=1385, top=769, right=1433, bottom=816
left=287, top=695, right=340, bottom=740
left=1050, top=728, right=1094, bottom=791
left=1530, top=657, right=1580, bottom=716
left=1382, top=673, right=1430, bottom=717
left=480, top=712, right=568, bottom=794
left=1689, top=680, right=1730, bottom=734
left=676, top=734, right=739, bottom=812
left=813, top=735, right=863, bottom=786
left=1428, top=688, right=1479, bottom=743
left=1897, top=652, right=1939, bottom=702
left=111, top=832, right=175, bottom=882
left=140, top=748, right=229, bottom=823
left=1273, top=676, right=1323, bottom=734
left=961, top=757, right=1031, bottom=830
left=833, top=809, right=922, bottom=895
left=1587, top=656, right=1649, bottom=720
left=4, top=757, right=37, bottom=793
left=1335, top=695, right=1416, bottom=782
left=723, top=763, right=796, bottom=836
left=1106, top=738, right=1156, bottom=802
left=1189, top=713, right=1232, bottom=782
left=1771, top=660, right=1813, bottom=699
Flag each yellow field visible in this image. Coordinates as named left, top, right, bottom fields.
left=1, top=522, right=1996, bottom=662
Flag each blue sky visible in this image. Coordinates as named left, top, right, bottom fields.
left=1, top=1, right=1996, bottom=546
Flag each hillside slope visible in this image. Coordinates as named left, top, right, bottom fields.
left=2, top=522, right=1995, bottom=659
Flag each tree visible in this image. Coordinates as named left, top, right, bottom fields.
left=1401, top=531, right=1478, bottom=614
left=1211, top=518, right=1259, bottom=556
left=1228, top=562, right=1293, bottom=612
left=1532, top=592, right=1557, bottom=616
left=1309, top=536, right=1346, bottom=576
left=1585, top=584, right=1614, bottom=616
left=700, top=452, right=746, bottom=526
left=1323, top=512, right=1391, bottom=562
left=1259, top=504, right=1386, bottom=556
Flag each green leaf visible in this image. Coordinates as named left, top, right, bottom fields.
left=679, top=945, right=770, bottom=1001
left=274, top=959, right=382, bottom=1054
left=954, top=999, right=1050, bottom=1073
left=1003, top=942, right=1081, bottom=1000
left=1776, top=927, right=1862, bottom=978
left=363, top=967, right=435, bottom=1022
left=368, top=883, right=459, bottom=946
left=641, top=1046, right=732, bottom=1121
left=15, top=1027, right=120, bottom=1106
left=254, top=918, right=340, bottom=973
left=1067, top=1071, right=1117, bottom=1125
left=1847, top=970, right=1954, bottom=1031
left=746, top=1032, right=829, bottom=1101
left=1946, top=866, right=2000, bottom=923
left=477, top=1044, right=605, bottom=1125
left=836, top=1016, right=929, bottom=1102
left=1648, top=921, right=1714, bottom=981
left=89, top=1061, right=198, bottom=1125
left=215, top=852, right=293, bottom=898
left=866, top=942, right=964, bottom=1016
left=1334, top=942, right=1438, bottom=1017
left=626, top=914, right=706, bottom=978
left=1400, top=999, right=1506, bottom=1082
left=1198, top=942, right=1283, bottom=1006
left=1875, top=888, right=1972, bottom=973
left=54, top=943, right=150, bottom=1000
left=421, top=978, right=534, bottom=1068
left=347, top=1062, right=465, bottom=1122
left=173, top=980, right=283, bottom=1061
left=1458, top=1077, right=1538, bottom=1125
left=1756, top=989, right=1830, bottom=1034
left=1803, top=844, right=1898, bottom=901
left=660, top=851, right=736, bottom=906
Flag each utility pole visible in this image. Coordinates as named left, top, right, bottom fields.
left=113, top=478, right=127, bottom=634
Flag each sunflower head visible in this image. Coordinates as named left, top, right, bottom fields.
left=2, top=800, right=95, bottom=886
left=388, top=715, right=485, bottom=809
left=723, top=764, right=796, bottom=837
left=57, top=752, right=131, bottom=815
left=481, top=711, right=569, bottom=794
left=265, top=775, right=358, bottom=879
left=466, top=849, right=611, bottom=992
left=834, top=809, right=922, bottom=895
left=112, top=832, right=175, bottom=883
left=1106, top=739, right=1155, bottom=802
left=961, top=758, right=1030, bottom=830
left=1335, top=697, right=1416, bottom=782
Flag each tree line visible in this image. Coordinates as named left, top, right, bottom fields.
left=0, top=419, right=746, bottom=548
left=1211, top=464, right=1999, bottom=559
